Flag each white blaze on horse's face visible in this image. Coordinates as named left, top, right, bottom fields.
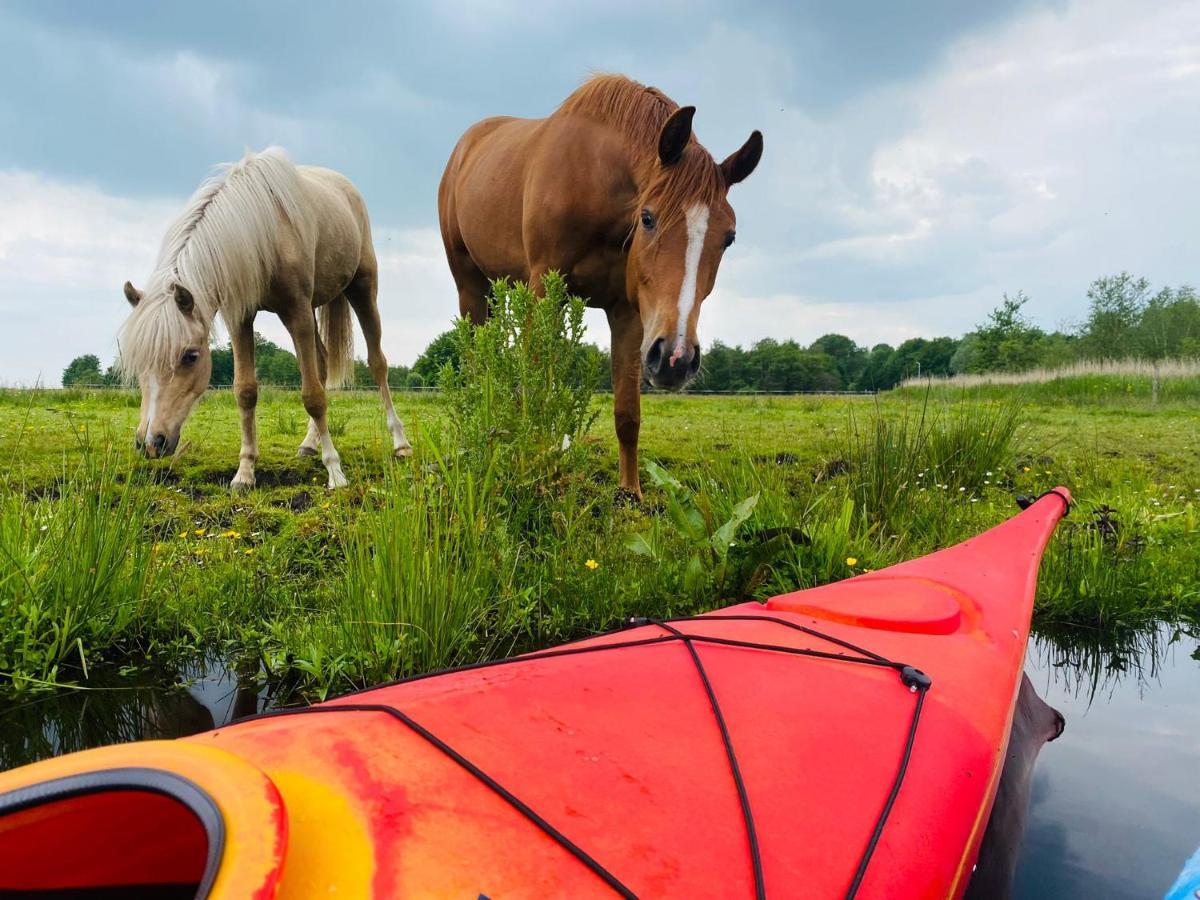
left=672, top=203, right=710, bottom=363
left=136, top=344, right=212, bottom=458
left=631, top=197, right=736, bottom=391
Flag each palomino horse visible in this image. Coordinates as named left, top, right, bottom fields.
left=439, top=75, right=762, bottom=496
left=118, top=147, right=412, bottom=490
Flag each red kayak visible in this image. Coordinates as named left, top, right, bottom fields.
left=0, top=490, right=1070, bottom=898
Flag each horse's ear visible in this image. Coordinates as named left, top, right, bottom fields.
left=721, top=130, right=763, bottom=186
left=174, top=284, right=195, bottom=315
left=658, top=105, right=695, bottom=167
left=123, top=281, right=142, bottom=307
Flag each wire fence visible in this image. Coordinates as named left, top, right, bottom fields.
left=24, top=383, right=879, bottom=397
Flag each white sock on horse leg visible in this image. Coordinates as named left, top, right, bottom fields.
left=386, top=406, right=412, bottom=454
left=319, top=429, right=348, bottom=488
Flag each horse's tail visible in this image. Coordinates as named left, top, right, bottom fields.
left=319, top=295, right=355, bottom=388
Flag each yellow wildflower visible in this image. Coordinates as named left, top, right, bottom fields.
left=846, top=557, right=858, bottom=567
left=585, top=559, right=599, bottom=570
left=194, top=528, right=206, bottom=536
left=221, top=530, right=241, bottom=539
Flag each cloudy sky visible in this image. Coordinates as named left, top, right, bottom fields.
left=2, top=0, right=1197, bottom=385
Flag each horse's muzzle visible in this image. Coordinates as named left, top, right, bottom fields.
left=142, top=432, right=176, bottom=458
left=644, top=337, right=700, bottom=390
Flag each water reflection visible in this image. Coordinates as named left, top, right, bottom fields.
left=1015, top=621, right=1200, bottom=900
left=0, top=657, right=265, bottom=771
left=1030, top=620, right=1195, bottom=704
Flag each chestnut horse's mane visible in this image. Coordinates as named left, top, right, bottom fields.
left=556, top=74, right=724, bottom=230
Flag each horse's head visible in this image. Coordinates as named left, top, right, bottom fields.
left=626, top=107, right=762, bottom=390
left=119, top=279, right=212, bottom=457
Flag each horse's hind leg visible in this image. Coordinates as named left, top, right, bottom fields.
left=297, top=418, right=320, bottom=457
left=297, top=323, right=330, bottom=457
left=444, top=241, right=490, bottom=325
left=346, top=271, right=413, bottom=457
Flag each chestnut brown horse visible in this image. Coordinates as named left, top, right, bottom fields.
left=438, top=75, right=762, bottom=495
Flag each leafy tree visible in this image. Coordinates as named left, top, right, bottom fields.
left=254, top=335, right=301, bottom=386
left=210, top=344, right=234, bottom=385
left=889, top=337, right=958, bottom=381
left=962, top=292, right=1046, bottom=373
left=949, top=334, right=978, bottom=375
left=1135, top=285, right=1200, bottom=360
left=859, top=344, right=899, bottom=390
left=582, top=343, right=613, bottom=390
left=386, top=364, right=411, bottom=389
left=695, top=340, right=746, bottom=391
left=62, top=354, right=105, bottom=387
left=412, top=330, right=461, bottom=384
left=809, top=334, right=865, bottom=387
left=1079, top=273, right=1151, bottom=359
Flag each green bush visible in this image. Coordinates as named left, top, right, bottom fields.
left=441, top=274, right=599, bottom=529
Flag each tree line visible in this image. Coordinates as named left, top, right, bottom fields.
left=64, top=273, right=1200, bottom=391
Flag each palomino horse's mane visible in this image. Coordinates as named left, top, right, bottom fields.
left=118, top=147, right=310, bottom=379
left=556, top=74, right=724, bottom=231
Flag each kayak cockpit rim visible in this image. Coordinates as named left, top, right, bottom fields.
left=0, top=766, right=225, bottom=899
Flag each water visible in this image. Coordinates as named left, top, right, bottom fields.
left=2, top=626, right=1198, bottom=897
left=0, top=657, right=267, bottom=770
left=1015, top=624, right=1200, bottom=899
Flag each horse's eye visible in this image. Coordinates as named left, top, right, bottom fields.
left=181, top=349, right=200, bottom=367
left=723, top=232, right=736, bottom=249
left=640, top=209, right=656, bottom=231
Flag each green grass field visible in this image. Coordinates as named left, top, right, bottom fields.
left=1, top=374, right=1197, bottom=700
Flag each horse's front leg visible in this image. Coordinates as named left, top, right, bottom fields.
left=285, top=308, right=348, bottom=489
left=608, top=305, right=644, bottom=498
left=230, top=317, right=259, bottom=491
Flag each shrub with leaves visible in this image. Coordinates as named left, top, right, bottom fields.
left=441, top=273, right=599, bottom=492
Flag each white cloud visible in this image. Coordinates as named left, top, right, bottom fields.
left=0, top=170, right=176, bottom=385
left=792, top=0, right=1200, bottom=331
left=372, top=227, right=460, bottom=364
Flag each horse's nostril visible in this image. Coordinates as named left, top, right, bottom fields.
left=151, top=433, right=167, bottom=454
left=688, top=345, right=702, bottom=376
left=645, top=337, right=665, bottom=373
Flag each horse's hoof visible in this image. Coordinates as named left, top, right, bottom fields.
left=230, top=478, right=255, bottom=493
left=393, top=445, right=414, bottom=459
left=327, top=470, right=349, bottom=490
left=297, top=446, right=319, bottom=458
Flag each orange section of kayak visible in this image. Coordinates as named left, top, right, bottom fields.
left=0, top=490, right=1069, bottom=898
left=0, top=741, right=287, bottom=898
